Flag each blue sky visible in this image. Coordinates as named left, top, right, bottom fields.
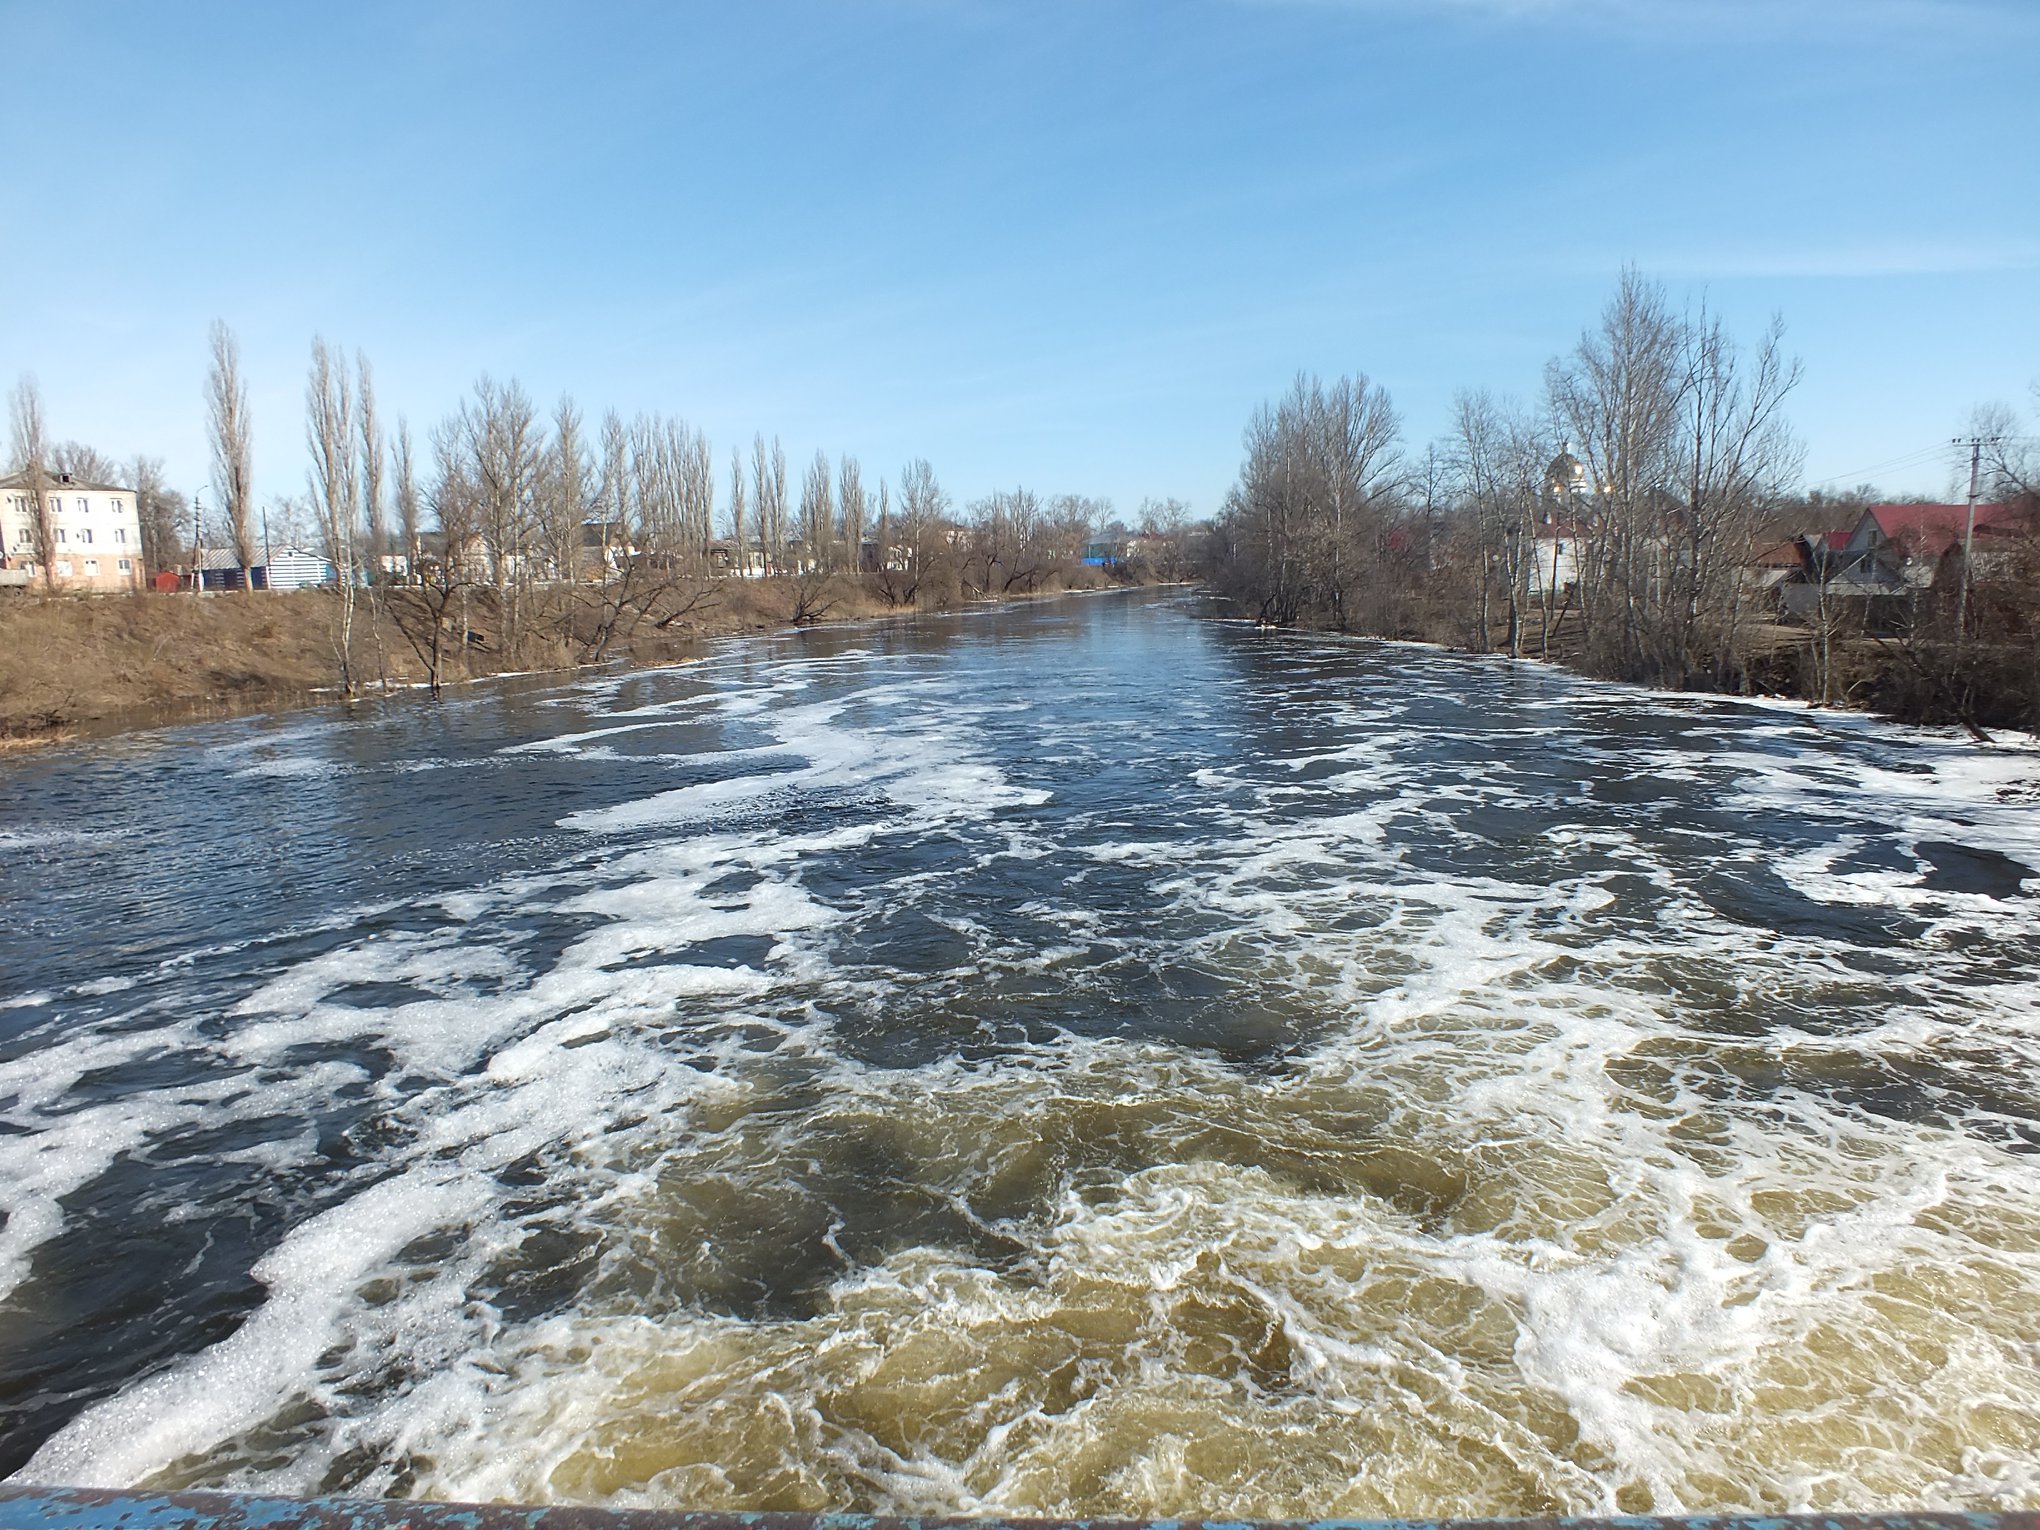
left=4, top=0, right=2036, bottom=518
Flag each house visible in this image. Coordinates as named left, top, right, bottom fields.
left=1778, top=503, right=2035, bottom=625
left=0, top=470, right=146, bottom=591
left=1743, top=539, right=1809, bottom=595
left=1839, top=502, right=2031, bottom=587
left=254, top=547, right=339, bottom=590
left=579, top=519, right=635, bottom=577
left=182, top=547, right=338, bottom=591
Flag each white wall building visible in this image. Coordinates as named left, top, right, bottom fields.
left=1527, top=521, right=1582, bottom=594
left=0, top=471, right=146, bottom=592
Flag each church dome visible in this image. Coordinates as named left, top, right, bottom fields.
left=1545, top=444, right=1589, bottom=498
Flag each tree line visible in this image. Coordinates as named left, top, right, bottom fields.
left=1205, top=268, right=2040, bottom=728
left=7, top=330, right=1195, bottom=696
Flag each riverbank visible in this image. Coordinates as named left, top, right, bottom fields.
left=1220, top=596, right=2040, bottom=740
left=0, top=570, right=1129, bottom=745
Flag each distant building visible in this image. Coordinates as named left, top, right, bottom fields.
left=0, top=470, right=146, bottom=592
left=1522, top=445, right=1598, bottom=595
left=185, top=547, right=338, bottom=591
left=1742, top=539, right=1810, bottom=600
left=1778, top=502, right=2036, bottom=625
left=1839, top=501, right=2031, bottom=586
left=1526, top=520, right=1583, bottom=593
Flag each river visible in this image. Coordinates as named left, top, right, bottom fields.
left=2, top=588, right=2038, bottom=1516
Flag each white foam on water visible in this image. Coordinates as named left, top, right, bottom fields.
left=562, top=684, right=1047, bottom=835
left=70, top=975, right=138, bottom=997
left=18, top=1170, right=500, bottom=1489
left=9, top=620, right=2040, bottom=1514
left=230, top=756, right=341, bottom=780
left=0, top=828, right=125, bottom=853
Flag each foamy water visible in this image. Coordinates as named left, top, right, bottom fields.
left=2, top=590, right=2037, bottom=1515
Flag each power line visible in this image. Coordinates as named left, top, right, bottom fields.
left=1953, top=433, right=2005, bottom=649
left=1803, top=442, right=1960, bottom=491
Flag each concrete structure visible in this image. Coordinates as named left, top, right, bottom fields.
left=0, top=471, right=146, bottom=592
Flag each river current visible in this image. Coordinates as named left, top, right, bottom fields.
left=2, top=589, right=2038, bottom=1516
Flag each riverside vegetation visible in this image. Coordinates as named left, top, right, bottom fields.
left=6, top=269, right=2035, bottom=740
left=4, top=330, right=1193, bottom=739
left=1204, top=271, right=2040, bottom=735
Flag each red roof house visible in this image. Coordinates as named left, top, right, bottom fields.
left=1844, top=502, right=2033, bottom=576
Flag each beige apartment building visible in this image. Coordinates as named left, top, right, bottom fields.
left=0, top=471, right=146, bottom=591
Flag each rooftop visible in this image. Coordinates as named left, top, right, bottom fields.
left=1861, top=501, right=2033, bottom=558
left=0, top=468, right=135, bottom=495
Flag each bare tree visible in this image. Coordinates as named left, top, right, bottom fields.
left=874, top=477, right=891, bottom=579
left=727, top=446, right=749, bottom=575
left=8, top=377, right=55, bottom=590
left=597, top=410, right=630, bottom=572
left=49, top=442, right=123, bottom=484
left=1545, top=268, right=1686, bottom=670
left=1448, top=390, right=1544, bottom=657
left=752, top=434, right=789, bottom=573
left=306, top=337, right=361, bottom=690
left=880, top=457, right=949, bottom=606
left=800, top=449, right=834, bottom=571
left=391, top=420, right=482, bottom=697
left=206, top=321, right=256, bottom=583
left=1209, top=372, right=1404, bottom=627
left=839, top=454, right=866, bottom=572
left=357, top=354, right=389, bottom=581
left=679, top=422, right=715, bottom=566
left=130, top=454, right=186, bottom=577
left=393, top=418, right=421, bottom=581
left=541, top=395, right=592, bottom=582
left=1968, top=400, right=2036, bottom=500
left=461, top=376, right=544, bottom=655
left=1672, top=307, right=1804, bottom=682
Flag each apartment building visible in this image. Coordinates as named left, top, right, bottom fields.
left=0, top=470, right=146, bottom=591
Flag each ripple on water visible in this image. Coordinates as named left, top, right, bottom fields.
left=3, top=596, right=2039, bottom=1514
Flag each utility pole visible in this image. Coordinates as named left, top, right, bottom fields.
left=190, top=492, right=204, bottom=597
left=1952, top=434, right=2004, bottom=652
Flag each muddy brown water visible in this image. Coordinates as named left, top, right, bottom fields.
left=2, top=589, right=2038, bottom=1515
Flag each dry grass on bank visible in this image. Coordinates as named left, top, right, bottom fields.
left=0, top=567, right=1122, bottom=741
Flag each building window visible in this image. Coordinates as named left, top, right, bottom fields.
left=55, top=560, right=72, bottom=576
left=78, top=528, right=93, bottom=545
left=118, top=558, right=132, bottom=572
left=115, top=527, right=127, bottom=543
left=55, top=528, right=66, bottom=544
left=111, top=498, right=123, bottom=513
left=85, top=559, right=100, bottom=574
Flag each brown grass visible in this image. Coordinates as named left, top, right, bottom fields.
left=0, top=567, right=1124, bottom=741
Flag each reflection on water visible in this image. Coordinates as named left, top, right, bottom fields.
left=2, top=590, right=2039, bottom=1514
